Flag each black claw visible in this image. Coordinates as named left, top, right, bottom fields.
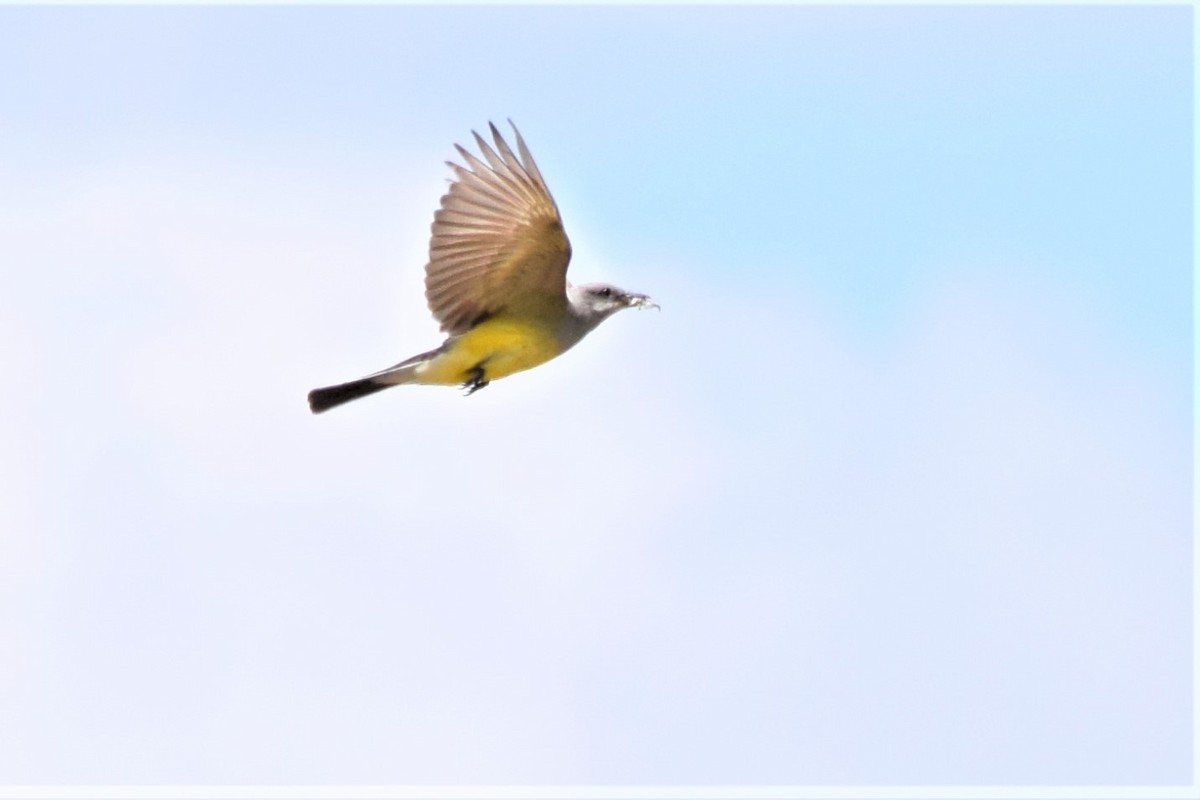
left=462, top=365, right=489, bottom=396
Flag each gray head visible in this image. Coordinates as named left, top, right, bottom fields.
left=566, top=282, right=658, bottom=333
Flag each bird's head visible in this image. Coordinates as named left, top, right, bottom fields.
left=569, top=283, right=659, bottom=327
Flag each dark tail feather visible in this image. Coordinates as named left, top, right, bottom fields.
left=308, top=377, right=392, bottom=414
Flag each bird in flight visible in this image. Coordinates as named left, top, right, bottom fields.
left=308, top=121, right=657, bottom=414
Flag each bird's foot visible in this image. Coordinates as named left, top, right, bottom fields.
left=462, top=366, right=490, bottom=396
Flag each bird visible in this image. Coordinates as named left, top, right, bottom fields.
left=307, top=121, right=658, bottom=414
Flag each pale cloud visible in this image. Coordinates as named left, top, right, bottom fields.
left=0, top=154, right=1187, bottom=784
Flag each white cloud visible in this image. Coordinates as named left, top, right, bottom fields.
left=0, top=155, right=1188, bottom=784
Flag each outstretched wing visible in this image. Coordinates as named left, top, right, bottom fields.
left=425, top=121, right=572, bottom=335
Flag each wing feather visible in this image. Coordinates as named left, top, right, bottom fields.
left=424, top=122, right=572, bottom=334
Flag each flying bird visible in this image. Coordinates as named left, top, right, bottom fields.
left=308, top=121, right=657, bottom=414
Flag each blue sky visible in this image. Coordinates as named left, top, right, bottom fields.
left=0, top=3, right=1192, bottom=789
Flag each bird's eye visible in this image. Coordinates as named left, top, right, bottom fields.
left=597, top=287, right=612, bottom=298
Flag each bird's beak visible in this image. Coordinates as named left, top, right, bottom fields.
left=625, top=293, right=660, bottom=311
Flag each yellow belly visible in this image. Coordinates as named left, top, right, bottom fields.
left=412, top=315, right=564, bottom=386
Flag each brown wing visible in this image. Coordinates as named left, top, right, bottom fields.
left=425, top=122, right=572, bottom=334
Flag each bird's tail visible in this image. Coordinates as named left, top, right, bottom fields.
left=308, top=376, right=395, bottom=414
left=307, top=350, right=438, bottom=414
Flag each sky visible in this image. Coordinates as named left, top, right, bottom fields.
left=0, top=3, right=1192, bottom=790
